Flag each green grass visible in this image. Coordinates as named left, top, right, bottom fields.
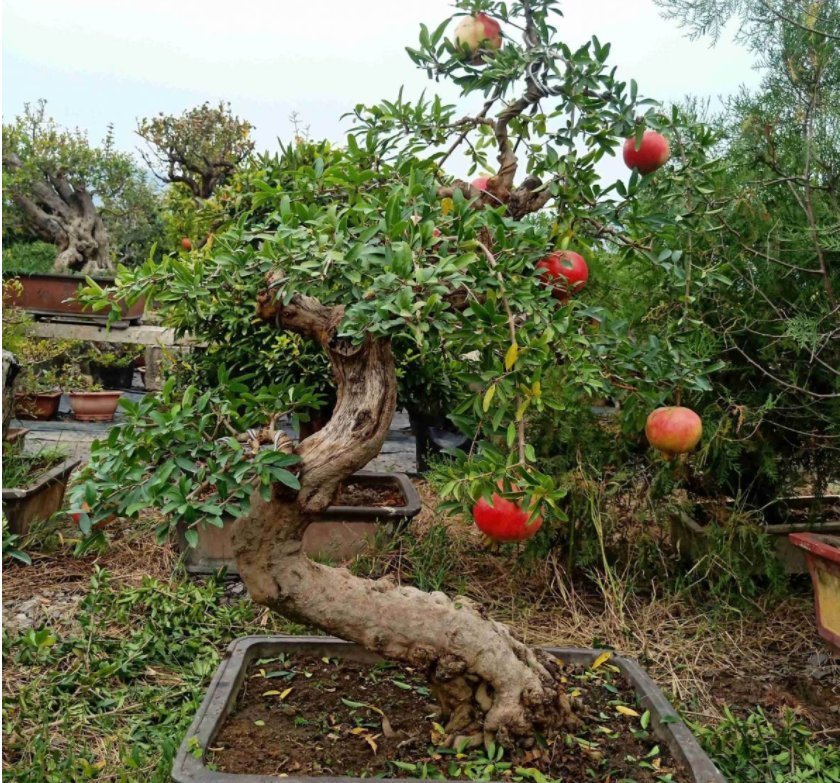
left=1, top=445, right=67, bottom=490
left=2, top=566, right=299, bottom=782
left=694, top=707, right=840, bottom=783
left=3, top=537, right=838, bottom=783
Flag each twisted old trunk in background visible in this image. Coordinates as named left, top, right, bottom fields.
left=3, top=152, right=114, bottom=275
left=232, top=286, right=572, bottom=749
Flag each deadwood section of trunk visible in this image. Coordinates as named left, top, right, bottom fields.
left=236, top=286, right=572, bottom=748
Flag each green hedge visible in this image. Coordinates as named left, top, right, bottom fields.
left=2, top=241, right=57, bottom=274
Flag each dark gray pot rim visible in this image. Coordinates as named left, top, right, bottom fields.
left=172, top=635, right=725, bottom=783
left=321, top=471, right=421, bottom=521
left=2, top=271, right=116, bottom=283
left=1, top=456, right=80, bottom=499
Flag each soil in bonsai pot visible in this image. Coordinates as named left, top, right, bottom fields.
left=210, top=652, right=687, bottom=781
left=333, top=480, right=404, bottom=507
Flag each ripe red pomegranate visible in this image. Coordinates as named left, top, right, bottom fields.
left=645, top=406, right=703, bottom=459
left=472, top=176, right=490, bottom=192
left=536, top=251, right=589, bottom=299
left=181, top=237, right=193, bottom=251
left=623, top=131, right=670, bottom=175
left=473, top=489, right=543, bottom=542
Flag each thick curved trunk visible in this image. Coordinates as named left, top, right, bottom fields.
left=3, top=153, right=114, bottom=275
left=52, top=208, right=113, bottom=275
left=234, top=290, right=571, bottom=749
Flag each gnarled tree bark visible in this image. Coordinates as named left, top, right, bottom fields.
left=3, top=152, right=114, bottom=275
left=234, top=286, right=572, bottom=750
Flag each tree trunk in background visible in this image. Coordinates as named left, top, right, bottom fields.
left=3, top=153, right=114, bottom=276
left=232, top=292, right=572, bottom=750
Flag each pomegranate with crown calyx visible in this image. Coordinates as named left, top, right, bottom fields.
left=472, top=484, right=543, bottom=542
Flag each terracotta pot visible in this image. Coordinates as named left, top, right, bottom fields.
left=68, top=391, right=122, bottom=422
left=2, top=273, right=145, bottom=323
left=14, top=391, right=62, bottom=421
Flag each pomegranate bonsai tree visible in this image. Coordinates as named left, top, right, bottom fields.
left=75, top=0, right=722, bottom=755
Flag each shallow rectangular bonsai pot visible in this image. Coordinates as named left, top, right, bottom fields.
left=177, top=471, right=421, bottom=575
left=2, top=457, right=81, bottom=535
left=789, top=533, right=840, bottom=655
left=172, top=635, right=726, bottom=783
left=3, top=272, right=145, bottom=324
left=670, top=495, right=840, bottom=575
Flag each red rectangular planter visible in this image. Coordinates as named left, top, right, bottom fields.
left=789, top=532, right=840, bottom=654
left=3, top=273, right=145, bottom=324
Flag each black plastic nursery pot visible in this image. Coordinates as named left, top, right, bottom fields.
left=177, top=472, right=421, bottom=575
left=172, top=635, right=726, bottom=783
left=670, top=495, right=840, bottom=575
left=91, top=362, right=135, bottom=390
left=2, top=457, right=81, bottom=535
left=407, top=409, right=471, bottom=474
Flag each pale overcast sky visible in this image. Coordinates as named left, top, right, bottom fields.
left=3, top=0, right=760, bottom=181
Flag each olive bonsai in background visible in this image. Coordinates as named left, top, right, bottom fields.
left=2, top=100, right=162, bottom=274
left=74, top=0, right=721, bottom=753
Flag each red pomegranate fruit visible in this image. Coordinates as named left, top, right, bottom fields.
left=645, top=406, right=703, bottom=459
left=623, top=131, right=670, bottom=175
left=473, top=489, right=543, bottom=542
left=536, top=251, right=589, bottom=299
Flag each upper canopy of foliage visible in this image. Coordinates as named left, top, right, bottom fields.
left=75, top=0, right=728, bottom=531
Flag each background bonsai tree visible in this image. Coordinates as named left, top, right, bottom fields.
left=136, top=101, right=255, bottom=201
left=2, top=100, right=161, bottom=274
left=76, top=0, right=722, bottom=751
